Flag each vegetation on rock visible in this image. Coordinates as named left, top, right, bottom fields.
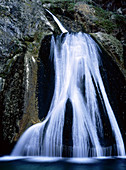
left=0, top=0, right=125, bottom=155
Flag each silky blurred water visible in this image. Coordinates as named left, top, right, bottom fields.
left=11, top=32, right=125, bottom=158
left=0, top=157, right=126, bottom=170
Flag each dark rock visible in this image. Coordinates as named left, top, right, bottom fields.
left=91, top=32, right=125, bottom=68
left=0, top=0, right=126, bottom=155
left=93, top=0, right=126, bottom=15
left=0, top=0, right=53, bottom=155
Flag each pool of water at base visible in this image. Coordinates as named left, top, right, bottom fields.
left=0, top=156, right=126, bottom=170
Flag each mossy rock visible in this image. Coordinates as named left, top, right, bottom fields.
left=93, top=6, right=126, bottom=35
left=91, top=32, right=126, bottom=78
left=91, top=32, right=123, bottom=63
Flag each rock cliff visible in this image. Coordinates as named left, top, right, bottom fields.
left=0, top=0, right=125, bottom=155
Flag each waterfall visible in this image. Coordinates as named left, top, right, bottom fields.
left=11, top=10, right=125, bottom=158
left=45, top=9, right=68, bottom=33
left=11, top=32, right=125, bottom=157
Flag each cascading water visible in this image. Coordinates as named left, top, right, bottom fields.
left=11, top=11, right=125, bottom=158
left=11, top=32, right=125, bottom=157
left=45, top=9, right=68, bottom=33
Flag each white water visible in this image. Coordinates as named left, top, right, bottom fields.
left=11, top=11, right=125, bottom=157
left=11, top=32, right=125, bottom=157
left=45, top=9, right=68, bottom=33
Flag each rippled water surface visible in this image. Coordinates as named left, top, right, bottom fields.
left=0, top=157, right=126, bottom=170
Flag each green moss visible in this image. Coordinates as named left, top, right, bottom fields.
left=0, top=73, right=5, bottom=78
left=46, top=1, right=75, bottom=13
left=93, top=6, right=126, bottom=34
left=0, top=57, right=17, bottom=78
left=25, top=2, right=32, bottom=7
left=6, top=58, right=16, bottom=72
left=95, top=19, right=116, bottom=33
left=25, top=32, right=47, bottom=56
left=92, top=7, right=115, bottom=33
left=114, top=14, right=126, bottom=28
left=94, top=6, right=111, bottom=19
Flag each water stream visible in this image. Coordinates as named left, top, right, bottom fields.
left=11, top=10, right=125, bottom=158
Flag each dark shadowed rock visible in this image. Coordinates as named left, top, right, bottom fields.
left=0, top=0, right=54, bottom=155
left=0, top=0, right=125, bottom=155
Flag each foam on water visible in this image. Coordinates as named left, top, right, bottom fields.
left=11, top=32, right=125, bottom=157
left=10, top=10, right=125, bottom=158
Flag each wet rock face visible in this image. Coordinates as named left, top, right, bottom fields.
left=0, top=0, right=126, bottom=155
left=0, top=0, right=54, bottom=155
left=91, top=32, right=124, bottom=67
left=0, top=0, right=53, bottom=57
left=2, top=55, right=24, bottom=144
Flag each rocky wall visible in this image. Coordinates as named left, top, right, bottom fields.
left=0, top=0, right=125, bottom=155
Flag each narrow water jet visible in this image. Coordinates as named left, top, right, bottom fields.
left=11, top=32, right=125, bottom=157
left=45, top=9, right=68, bottom=33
